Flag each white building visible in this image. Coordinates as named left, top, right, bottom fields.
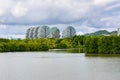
left=118, top=28, right=120, bottom=36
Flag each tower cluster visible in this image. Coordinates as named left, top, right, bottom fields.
left=26, top=26, right=76, bottom=39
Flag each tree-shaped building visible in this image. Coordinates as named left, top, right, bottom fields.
left=62, top=26, right=76, bottom=38
left=50, top=27, right=60, bottom=38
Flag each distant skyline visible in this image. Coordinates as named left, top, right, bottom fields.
left=0, top=0, right=120, bottom=39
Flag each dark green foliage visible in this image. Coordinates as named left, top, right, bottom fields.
left=0, top=44, right=4, bottom=52
left=84, top=36, right=98, bottom=53
left=98, top=36, right=112, bottom=53
left=0, top=38, right=10, bottom=43
left=84, top=36, right=120, bottom=54
left=0, top=38, right=49, bottom=52
left=39, top=44, right=49, bottom=51
left=71, top=35, right=84, bottom=48
left=111, top=36, right=120, bottom=54
left=56, top=43, right=67, bottom=49
left=84, top=36, right=91, bottom=53
left=0, top=35, right=120, bottom=54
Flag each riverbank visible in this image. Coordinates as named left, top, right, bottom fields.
left=85, top=53, right=120, bottom=57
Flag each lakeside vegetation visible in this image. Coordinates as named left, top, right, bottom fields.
left=0, top=35, right=84, bottom=52
left=0, top=35, right=120, bottom=54
left=84, top=36, right=120, bottom=54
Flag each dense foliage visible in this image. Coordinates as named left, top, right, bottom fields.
left=84, top=36, right=120, bottom=54
left=0, top=38, right=49, bottom=52
left=1, top=35, right=120, bottom=54
left=0, top=35, right=83, bottom=52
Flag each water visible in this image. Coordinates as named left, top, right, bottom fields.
left=0, top=51, right=120, bottom=80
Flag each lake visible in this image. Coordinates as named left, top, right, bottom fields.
left=0, top=51, right=120, bottom=80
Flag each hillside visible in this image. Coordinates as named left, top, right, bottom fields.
left=85, top=30, right=117, bottom=36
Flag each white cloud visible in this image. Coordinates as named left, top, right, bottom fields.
left=100, top=16, right=120, bottom=27
left=0, top=10, right=4, bottom=16
left=0, top=0, right=13, bottom=16
left=76, top=31, right=84, bottom=35
left=0, top=34, right=25, bottom=39
left=94, top=0, right=115, bottom=5
left=11, top=2, right=28, bottom=17
left=0, top=0, right=119, bottom=38
left=105, top=3, right=120, bottom=11
left=0, top=0, right=94, bottom=24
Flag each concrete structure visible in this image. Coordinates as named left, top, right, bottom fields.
left=26, top=28, right=31, bottom=38
left=33, top=27, right=39, bottom=39
left=37, top=26, right=50, bottom=38
left=50, top=27, right=60, bottom=38
left=118, top=28, right=120, bottom=36
left=62, top=26, right=76, bottom=38
left=26, top=26, right=76, bottom=39
left=26, top=26, right=50, bottom=39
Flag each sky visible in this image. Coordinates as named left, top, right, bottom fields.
left=0, top=0, right=120, bottom=39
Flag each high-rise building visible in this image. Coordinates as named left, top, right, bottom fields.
left=33, top=27, right=39, bottom=39
left=26, top=26, right=51, bottom=39
left=37, top=26, right=50, bottom=38
left=62, top=26, right=76, bottom=38
left=50, top=27, right=60, bottom=38
left=26, top=26, right=76, bottom=39
left=26, top=28, right=31, bottom=38
left=118, top=28, right=120, bottom=36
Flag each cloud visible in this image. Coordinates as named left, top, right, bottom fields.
left=0, top=0, right=120, bottom=38
left=105, top=3, right=120, bottom=11
left=11, top=2, right=28, bottom=17
left=0, top=0, right=119, bottom=25
left=0, top=0, right=93, bottom=24
left=0, top=34, right=25, bottom=39
left=94, top=0, right=115, bottom=5
left=76, top=31, right=84, bottom=35
left=0, top=25, right=30, bottom=39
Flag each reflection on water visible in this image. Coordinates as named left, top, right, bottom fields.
left=49, top=48, right=84, bottom=53
left=0, top=52, right=120, bottom=80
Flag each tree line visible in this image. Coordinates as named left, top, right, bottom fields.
left=0, top=36, right=84, bottom=52
left=84, top=36, right=120, bottom=54
left=0, top=35, right=120, bottom=54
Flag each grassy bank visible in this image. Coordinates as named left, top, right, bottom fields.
left=85, top=53, right=120, bottom=57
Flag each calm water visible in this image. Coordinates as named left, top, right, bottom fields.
left=0, top=51, right=120, bottom=80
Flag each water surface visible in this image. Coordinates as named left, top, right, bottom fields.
left=0, top=52, right=120, bottom=80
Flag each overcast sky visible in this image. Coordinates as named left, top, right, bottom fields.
left=0, top=0, right=120, bottom=39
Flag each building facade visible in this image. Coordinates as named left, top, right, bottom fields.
left=50, top=27, right=60, bottom=38
left=62, top=26, right=76, bottom=38
left=118, top=28, right=120, bottom=36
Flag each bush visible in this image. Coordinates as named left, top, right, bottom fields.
left=56, top=43, right=67, bottom=49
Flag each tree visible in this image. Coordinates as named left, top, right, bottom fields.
left=84, top=36, right=98, bottom=53
left=89, top=36, right=98, bottom=53
left=0, top=44, right=4, bottom=52
left=98, top=36, right=112, bottom=54
left=71, top=35, right=84, bottom=48
left=84, top=36, right=91, bottom=53
left=111, top=36, right=120, bottom=53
